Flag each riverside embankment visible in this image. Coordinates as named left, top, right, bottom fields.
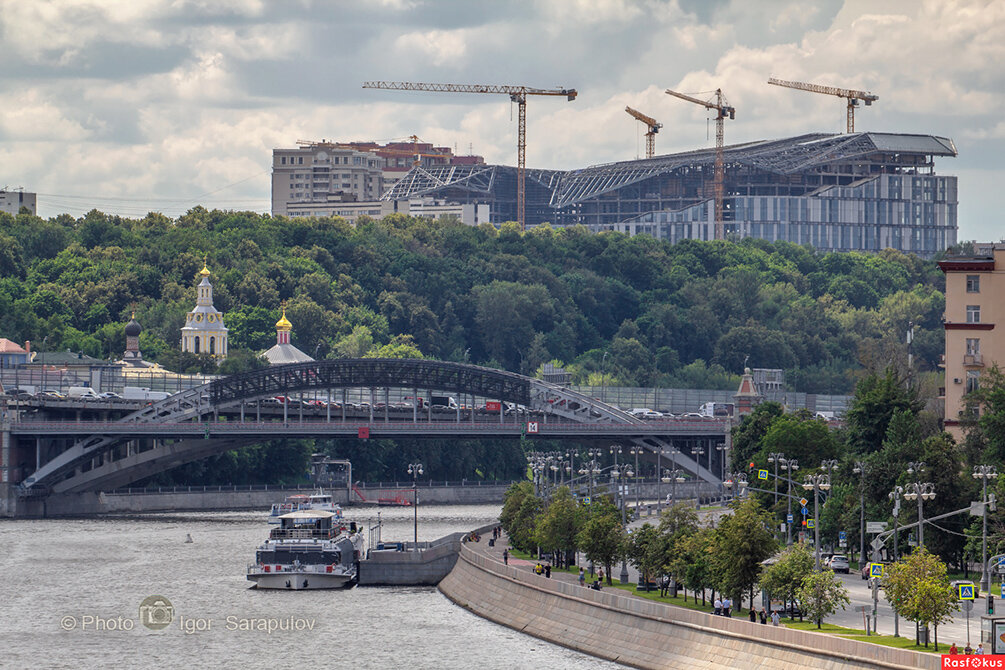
left=439, top=536, right=941, bottom=670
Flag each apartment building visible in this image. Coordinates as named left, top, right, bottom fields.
left=939, top=243, right=1005, bottom=437
left=0, top=189, right=36, bottom=215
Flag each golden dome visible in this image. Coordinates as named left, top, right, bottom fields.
left=275, top=304, right=293, bottom=331
left=199, top=254, right=211, bottom=277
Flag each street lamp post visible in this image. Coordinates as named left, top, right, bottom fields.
left=853, top=460, right=868, bottom=569
left=408, top=462, right=424, bottom=550
left=612, top=463, right=634, bottom=583
left=904, top=461, right=934, bottom=548
left=691, top=444, right=704, bottom=503
left=889, top=485, right=903, bottom=637
left=662, top=467, right=685, bottom=505
left=601, top=351, right=608, bottom=402
left=768, top=452, right=784, bottom=508
left=723, top=472, right=748, bottom=500
left=782, top=458, right=799, bottom=544
left=803, top=470, right=832, bottom=571
left=974, top=465, right=998, bottom=592
left=630, top=446, right=644, bottom=516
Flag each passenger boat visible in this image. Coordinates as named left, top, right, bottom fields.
left=268, top=490, right=341, bottom=523
left=247, top=510, right=364, bottom=590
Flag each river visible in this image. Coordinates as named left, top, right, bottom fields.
left=1, top=503, right=621, bottom=669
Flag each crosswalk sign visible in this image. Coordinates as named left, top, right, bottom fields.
left=758, top=469, right=768, bottom=480
left=806, top=518, right=815, bottom=529
left=869, top=563, right=884, bottom=578
left=583, top=496, right=592, bottom=505
left=959, top=584, right=976, bottom=600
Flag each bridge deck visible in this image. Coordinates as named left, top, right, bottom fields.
left=10, top=419, right=728, bottom=438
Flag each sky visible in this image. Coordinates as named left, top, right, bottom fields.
left=1, top=0, right=1003, bottom=241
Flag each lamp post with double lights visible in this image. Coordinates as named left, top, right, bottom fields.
left=781, top=458, right=799, bottom=544
left=973, top=465, right=999, bottom=592
left=715, top=442, right=728, bottom=495
left=904, top=461, right=934, bottom=548
left=889, top=485, right=903, bottom=637
left=611, top=463, right=634, bottom=583
left=767, top=452, right=785, bottom=507
left=803, top=471, right=832, bottom=571
left=662, top=467, right=685, bottom=505
left=408, top=462, right=424, bottom=550
left=853, top=460, right=869, bottom=568
left=629, top=446, right=644, bottom=516
left=723, top=472, right=748, bottom=500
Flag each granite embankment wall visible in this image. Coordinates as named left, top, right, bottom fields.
left=438, top=545, right=941, bottom=670
left=4, top=484, right=512, bottom=517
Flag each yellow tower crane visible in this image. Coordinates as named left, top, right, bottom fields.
left=767, top=77, right=878, bottom=133
left=625, top=106, right=662, bottom=159
left=362, top=81, right=578, bottom=230
left=665, top=88, right=735, bottom=241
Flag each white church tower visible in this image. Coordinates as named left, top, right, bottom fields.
left=180, top=258, right=228, bottom=358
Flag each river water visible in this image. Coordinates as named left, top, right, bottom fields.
left=1, top=503, right=620, bottom=669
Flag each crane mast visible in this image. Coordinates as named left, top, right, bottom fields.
left=767, top=77, right=878, bottom=133
left=625, top=106, right=662, bottom=159
left=665, top=88, right=734, bottom=240
left=362, top=81, right=578, bottom=229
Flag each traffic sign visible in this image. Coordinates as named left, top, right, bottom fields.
left=583, top=496, right=592, bottom=505
left=807, top=518, right=815, bottom=529
left=799, top=497, right=809, bottom=507
left=870, top=563, right=884, bottom=578
left=866, top=521, right=888, bottom=533
left=959, top=584, right=976, bottom=600
left=801, top=507, right=809, bottom=516
left=526, top=422, right=539, bottom=434
left=839, top=531, right=847, bottom=540
left=871, top=537, right=884, bottom=550
left=758, top=469, right=768, bottom=480
left=786, top=514, right=793, bottom=523
left=1000, top=583, right=1005, bottom=598
left=962, top=601, right=975, bottom=613
left=839, top=539, right=847, bottom=547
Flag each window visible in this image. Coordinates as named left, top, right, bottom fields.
left=209, top=337, right=216, bottom=355
left=967, top=305, right=981, bottom=323
left=194, top=337, right=200, bottom=354
left=967, top=338, right=981, bottom=355
left=967, top=275, right=980, bottom=293
left=281, top=157, right=286, bottom=165
left=966, top=370, right=980, bottom=393
left=298, top=157, right=303, bottom=164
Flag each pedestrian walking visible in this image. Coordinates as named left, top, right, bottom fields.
left=545, top=563, right=551, bottom=578
left=950, top=643, right=958, bottom=655
left=579, top=567, right=586, bottom=587
left=723, top=596, right=732, bottom=617
left=965, top=643, right=973, bottom=655
left=771, top=610, right=780, bottom=626
left=977, top=643, right=985, bottom=655
left=598, top=567, right=605, bottom=583
left=759, top=608, right=767, bottom=624
left=713, top=597, right=722, bottom=615
left=660, top=574, right=670, bottom=598
left=502, top=549, right=508, bottom=565
left=748, top=608, right=757, bottom=623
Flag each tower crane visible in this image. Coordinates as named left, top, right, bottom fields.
left=665, top=88, right=735, bottom=241
left=624, top=106, right=662, bottom=159
left=362, top=81, right=578, bottom=230
left=767, top=77, right=878, bottom=133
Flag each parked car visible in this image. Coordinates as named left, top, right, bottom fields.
left=950, top=580, right=980, bottom=600
left=97, top=391, right=122, bottom=399
left=828, top=554, right=850, bottom=573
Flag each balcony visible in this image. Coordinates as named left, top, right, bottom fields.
left=964, top=353, right=984, bottom=367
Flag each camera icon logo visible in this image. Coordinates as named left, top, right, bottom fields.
left=138, top=595, right=175, bottom=631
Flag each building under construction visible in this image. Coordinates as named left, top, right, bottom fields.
left=381, top=131, right=958, bottom=258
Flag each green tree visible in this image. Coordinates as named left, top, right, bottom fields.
left=534, top=486, right=582, bottom=563
left=626, top=523, right=662, bottom=588
left=884, top=547, right=958, bottom=649
left=845, top=368, right=923, bottom=453
left=760, top=543, right=814, bottom=618
left=577, top=498, right=626, bottom=584
left=673, top=527, right=715, bottom=605
left=796, top=569, right=850, bottom=628
left=711, top=498, right=777, bottom=607
left=730, top=402, right=784, bottom=470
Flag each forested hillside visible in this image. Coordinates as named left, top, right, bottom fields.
left=0, top=207, right=945, bottom=394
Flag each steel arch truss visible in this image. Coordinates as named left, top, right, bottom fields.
left=19, top=359, right=646, bottom=496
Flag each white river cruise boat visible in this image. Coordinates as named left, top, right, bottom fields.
left=268, top=490, right=341, bottom=523
left=247, top=510, right=364, bottom=590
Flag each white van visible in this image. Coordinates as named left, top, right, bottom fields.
left=68, top=386, right=100, bottom=399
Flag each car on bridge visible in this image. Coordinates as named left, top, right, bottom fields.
left=630, top=408, right=663, bottom=419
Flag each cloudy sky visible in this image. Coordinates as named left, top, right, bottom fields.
left=1, top=0, right=1002, bottom=240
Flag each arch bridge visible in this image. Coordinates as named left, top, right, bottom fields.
left=13, top=359, right=728, bottom=497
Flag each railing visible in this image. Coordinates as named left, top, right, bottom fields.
left=9, top=419, right=730, bottom=433
left=268, top=528, right=337, bottom=540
